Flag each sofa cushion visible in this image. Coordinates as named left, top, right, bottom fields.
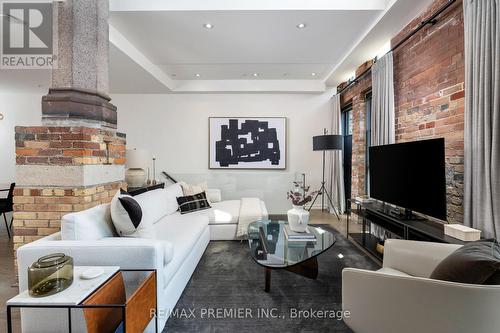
left=134, top=184, right=183, bottom=224
left=111, top=189, right=153, bottom=238
left=430, top=239, right=500, bottom=284
left=61, top=204, right=117, bottom=240
left=193, top=200, right=241, bottom=224
left=152, top=212, right=209, bottom=286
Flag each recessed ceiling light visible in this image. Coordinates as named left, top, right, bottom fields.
left=195, top=73, right=201, bottom=77
left=252, top=73, right=259, bottom=77
left=203, top=23, right=214, bottom=29
left=311, top=72, right=317, bottom=76
left=296, top=23, right=306, bottom=29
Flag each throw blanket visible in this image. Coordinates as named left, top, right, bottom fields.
left=237, top=198, right=263, bottom=238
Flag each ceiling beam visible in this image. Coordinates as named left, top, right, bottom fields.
left=109, top=24, right=176, bottom=91
left=110, top=0, right=387, bottom=12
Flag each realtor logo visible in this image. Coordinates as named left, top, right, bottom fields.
left=1, top=1, right=57, bottom=68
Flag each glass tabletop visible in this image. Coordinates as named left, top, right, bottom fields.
left=247, top=219, right=336, bottom=268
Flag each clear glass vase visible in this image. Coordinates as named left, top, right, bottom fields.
left=28, top=253, right=74, bottom=297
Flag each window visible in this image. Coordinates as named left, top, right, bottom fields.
left=342, top=105, right=353, bottom=136
left=341, top=104, right=353, bottom=206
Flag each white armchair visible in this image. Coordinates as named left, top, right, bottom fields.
left=342, top=239, right=500, bottom=333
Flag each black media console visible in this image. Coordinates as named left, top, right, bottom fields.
left=347, top=199, right=464, bottom=261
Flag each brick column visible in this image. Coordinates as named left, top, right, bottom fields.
left=12, top=0, right=126, bottom=268
left=13, top=126, right=126, bottom=259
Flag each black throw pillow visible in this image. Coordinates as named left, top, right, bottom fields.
left=430, top=239, right=500, bottom=284
left=177, top=191, right=211, bottom=214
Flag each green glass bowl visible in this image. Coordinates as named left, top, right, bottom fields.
left=28, top=253, right=73, bottom=297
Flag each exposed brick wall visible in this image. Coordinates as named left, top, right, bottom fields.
left=339, top=0, right=465, bottom=223
left=15, top=126, right=126, bottom=165
left=12, top=182, right=123, bottom=257
left=12, top=125, right=127, bottom=270
left=392, top=0, right=465, bottom=223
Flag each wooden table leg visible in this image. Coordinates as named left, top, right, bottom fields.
left=285, top=256, right=318, bottom=279
left=265, top=268, right=271, bottom=292
left=263, top=256, right=318, bottom=292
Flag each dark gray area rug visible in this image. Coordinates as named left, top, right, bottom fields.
left=164, top=226, right=379, bottom=333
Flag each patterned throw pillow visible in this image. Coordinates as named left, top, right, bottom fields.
left=110, top=189, right=153, bottom=238
left=176, top=191, right=211, bottom=214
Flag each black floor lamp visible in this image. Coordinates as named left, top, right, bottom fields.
left=308, top=129, right=343, bottom=220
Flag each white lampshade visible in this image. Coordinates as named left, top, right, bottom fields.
left=126, top=149, right=149, bottom=169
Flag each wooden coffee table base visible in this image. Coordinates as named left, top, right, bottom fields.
left=264, top=256, right=318, bottom=292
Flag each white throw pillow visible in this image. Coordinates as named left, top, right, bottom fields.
left=163, top=183, right=184, bottom=214
left=110, top=189, right=153, bottom=238
left=133, top=184, right=182, bottom=224
left=179, top=181, right=208, bottom=196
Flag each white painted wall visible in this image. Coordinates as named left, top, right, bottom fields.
left=0, top=91, right=336, bottom=214
left=0, top=93, right=41, bottom=185
left=0, top=93, right=41, bottom=228
left=112, top=90, right=335, bottom=213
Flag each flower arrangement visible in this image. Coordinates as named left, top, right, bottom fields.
left=287, top=182, right=318, bottom=207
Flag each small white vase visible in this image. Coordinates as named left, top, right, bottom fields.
left=287, top=205, right=310, bottom=232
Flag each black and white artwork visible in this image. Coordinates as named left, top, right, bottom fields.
left=209, top=117, right=286, bottom=169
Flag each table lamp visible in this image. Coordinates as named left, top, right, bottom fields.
left=125, top=149, right=149, bottom=188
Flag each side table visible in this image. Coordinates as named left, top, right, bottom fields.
left=7, top=266, right=157, bottom=333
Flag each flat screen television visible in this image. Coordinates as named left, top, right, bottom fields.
left=369, top=138, right=447, bottom=221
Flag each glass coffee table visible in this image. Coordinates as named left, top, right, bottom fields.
left=248, top=219, right=336, bottom=292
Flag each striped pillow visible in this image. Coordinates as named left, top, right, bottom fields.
left=177, top=191, right=211, bottom=214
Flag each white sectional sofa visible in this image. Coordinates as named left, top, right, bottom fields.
left=16, top=183, right=268, bottom=332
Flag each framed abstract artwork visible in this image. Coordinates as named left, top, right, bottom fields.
left=209, top=117, right=287, bottom=169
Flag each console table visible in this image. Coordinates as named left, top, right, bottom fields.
left=347, top=199, right=464, bottom=261
left=128, top=183, right=165, bottom=196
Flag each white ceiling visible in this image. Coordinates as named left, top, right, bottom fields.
left=0, top=0, right=435, bottom=94
left=109, top=10, right=379, bottom=81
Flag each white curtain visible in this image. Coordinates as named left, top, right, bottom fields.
left=371, top=52, right=395, bottom=146
left=370, top=51, right=395, bottom=240
left=327, top=94, right=346, bottom=214
left=463, top=0, right=500, bottom=238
